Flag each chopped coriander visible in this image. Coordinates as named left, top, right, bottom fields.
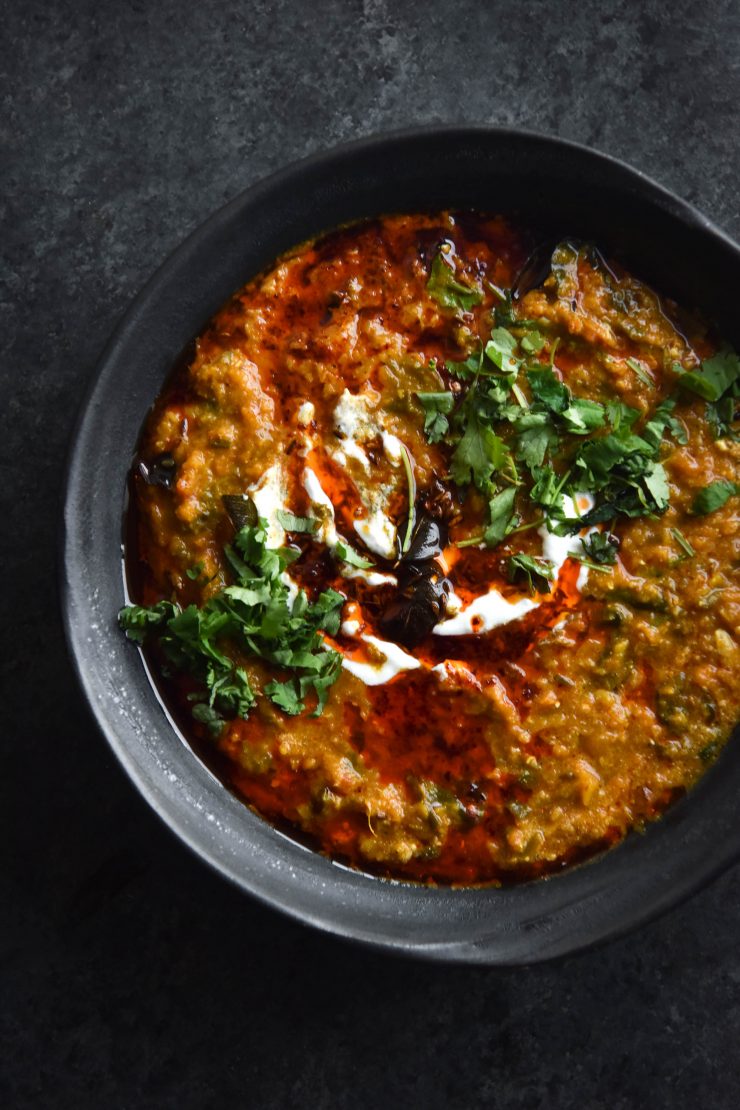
left=483, top=487, right=518, bottom=547
left=192, top=701, right=230, bottom=738
left=676, top=348, right=740, bottom=402
left=485, top=327, right=520, bottom=376
left=690, top=478, right=739, bottom=516
left=449, top=406, right=512, bottom=490
left=507, top=553, right=555, bottom=594
left=670, top=527, right=696, bottom=559
left=427, top=248, right=483, bottom=313
left=417, top=391, right=455, bottom=442
left=119, top=520, right=345, bottom=728
left=521, top=330, right=546, bottom=354
left=527, top=366, right=569, bottom=414
left=335, top=541, right=374, bottom=569
left=626, top=357, right=654, bottom=388
left=118, top=600, right=178, bottom=645
left=581, top=531, right=619, bottom=565
left=186, top=562, right=204, bottom=580
left=276, top=510, right=318, bottom=534
left=706, top=394, right=738, bottom=441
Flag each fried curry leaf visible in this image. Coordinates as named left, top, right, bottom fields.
left=690, top=478, right=739, bottom=516
left=427, top=249, right=483, bottom=312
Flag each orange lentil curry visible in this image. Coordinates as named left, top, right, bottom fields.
left=121, top=213, right=740, bottom=885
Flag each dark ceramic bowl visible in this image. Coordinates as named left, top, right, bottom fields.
left=62, top=127, right=740, bottom=964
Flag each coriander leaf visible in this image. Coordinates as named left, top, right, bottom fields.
left=677, top=347, right=740, bottom=402
left=706, top=394, right=738, bottom=441
left=276, top=510, right=318, bottom=534
left=643, top=397, right=686, bottom=449
left=191, top=702, right=226, bottom=737
left=485, top=327, right=520, bottom=376
left=526, top=366, right=570, bottom=413
left=606, top=400, right=640, bottom=431
left=118, top=600, right=179, bottom=645
left=335, top=540, right=374, bottom=569
left=515, top=419, right=559, bottom=470
left=483, top=487, right=517, bottom=547
left=449, top=408, right=511, bottom=490
left=120, top=522, right=346, bottom=724
left=529, top=466, right=567, bottom=513
left=445, top=353, right=483, bottom=380
left=642, top=462, right=670, bottom=511
left=581, top=531, right=619, bottom=565
left=521, top=330, right=546, bottom=354
left=265, top=679, right=304, bottom=716
left=427, top=250, right=483, bottom=312
left=561, top=398, right=606, bottom=435
left=507, top=553, right=555, bottom=594
left=417, top=391, right=455, bottom=442
left=186, top=562, right=204, bottom=580
left=308, top=588, right=345, bottom=636
left=224, top=583, right=273, bottom=607
left=690, top=478, right=739, bottom=515
left=310, top=652, right=343, bottom=716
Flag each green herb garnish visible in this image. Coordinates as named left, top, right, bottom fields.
left=275, top=510, right=318, bottom=534
left=119, top=519, right=345, bottom=732
left=690, top=479, right=739, bottom=516
left=417, top=391, right=455, bottom=443
left=626, top=357, right=654, bottom=388
left=427, top=248, right=483, bottom=313
left=670, top=527, right=696, bottom=559
left=483, top=487, right=518, bottom=547
left=335, top=541, right=374, bottom=569
left=507, top=553, right=555, bottom=594
left=676, top=348, right=740, bottom=402
left=580, top=531, right=619, bottom=566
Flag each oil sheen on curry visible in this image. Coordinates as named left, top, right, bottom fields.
left=121, top=213, right=740, bottom=885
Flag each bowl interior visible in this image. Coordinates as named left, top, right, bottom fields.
left=62, top=127, right=740, bottom=963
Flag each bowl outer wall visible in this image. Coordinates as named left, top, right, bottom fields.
left=61, top=126, right=740, bottom=964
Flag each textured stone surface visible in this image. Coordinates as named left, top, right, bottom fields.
left=2, top=1, right=739, bottom=1106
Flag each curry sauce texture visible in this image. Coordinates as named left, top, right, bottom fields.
left=122, top=213, right=740, bottom=885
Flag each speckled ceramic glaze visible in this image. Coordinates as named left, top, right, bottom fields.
left=61, top=128, right=740, bottom=963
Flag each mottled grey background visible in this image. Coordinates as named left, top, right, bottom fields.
left=2, top=1, right=739, bottom=1107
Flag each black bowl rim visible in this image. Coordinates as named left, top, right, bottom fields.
left=60, top=124, right=740, bottom=964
